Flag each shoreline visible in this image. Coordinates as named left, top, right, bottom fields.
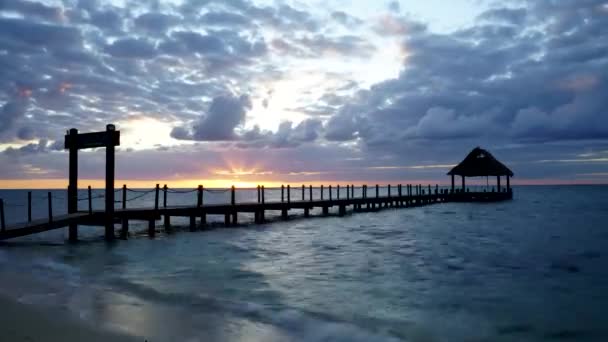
left=0, top=294, right=142, bottom=342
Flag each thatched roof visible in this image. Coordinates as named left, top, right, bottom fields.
left=448, top=147, right=514, bottom=177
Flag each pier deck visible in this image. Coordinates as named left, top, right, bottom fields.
left=0, top=190, right=512, bottom=241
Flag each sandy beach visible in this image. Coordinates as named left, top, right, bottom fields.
left=0, top=294, right=141, bottom=342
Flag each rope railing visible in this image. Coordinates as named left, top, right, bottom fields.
left=0, top=183, right=454, bottom=229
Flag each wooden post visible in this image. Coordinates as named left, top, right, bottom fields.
left=197, top=185, right=203, bottom=207
left=507, top=176, right=511, bottom=192
left=287, top=185, right=291, bottom=203
left=148, top=219, right=155, bottom=238
left=87, top=186, right=92, bottom=214
left=435, top=184, right=439, bottom=194
left=428, top=185, right=431, bottom=196
left=376, top=184, right=379, bottom=198
left=189, top=216, right=196, bottom=231
left=105, top=124, right=116, bottom=241
left=122, top=184, right=127, bottom=209
left=224, top=213, right=230, bottom=226
left=0, top=199, right=5, bottom=232
left=388, top=184, right=391, bottom=198
left=155, top=184, right=160, bottom=210
left=163, top=184, right=168, bottom=208
left=337, top=185, right=340, bottom=200
left=262, top=186, right=265, bottom=204
left=281, top=185, right=285, bottom=202
left=321, top=185, right=324, bottom=200
left=164, top=214, right=171, bottom=230
left=497, top=176, right=501, bottom=192
left=347, top=185, right=350, bottom=200
left=28, top=191, right=32, bottom=222
left=461, top=176, right=465, bottom=191
left=309, top=185, right=313, bottom=202
left=301, top=184, right=305, bottom=201
left=231, top=186, right=236, bottom=205
left=451, top=175, right=455, bottom=193
left=257, top=185, right=261, bottom=203
left=68, top=128, right=78, bottom=242
left=329, top=185, right=332, bottom=201
left=47, top=192, right=53, bottom=223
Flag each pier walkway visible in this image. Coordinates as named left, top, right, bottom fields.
left=0, top=185, right=513, bottom=241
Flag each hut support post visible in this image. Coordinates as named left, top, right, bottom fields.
left=497, top=176, right=501, bottom=192
left=507, top=176, right=511, bottom=192
left=451, top=175, right=455, bottom=193
left=461, top=176, right=465, bottom=192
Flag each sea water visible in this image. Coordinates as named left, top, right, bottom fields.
left=0, top=186, right=607, bottom=341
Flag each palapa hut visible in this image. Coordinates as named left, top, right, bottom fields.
left=448, top=147, right=513, bottom=193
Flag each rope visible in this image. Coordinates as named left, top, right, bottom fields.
left=126, top=188, right=156, bottom=193
left=122, top=191, right=154, bottom=202
left=204, top=189, right=231, bottom=194
left=166, top=188, right=198, bottom=194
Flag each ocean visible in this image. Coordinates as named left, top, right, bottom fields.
left=0, top=185, right=607, bottom=341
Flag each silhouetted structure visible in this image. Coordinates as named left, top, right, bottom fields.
left=0, top=127, right=515, bottom=242
left=448, top=147, right=514, bottom=193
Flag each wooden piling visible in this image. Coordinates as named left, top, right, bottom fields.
left=301, top=185, right=305, bottom=201
left=189, top=216, right=196, bottom=231
left=347, top=185, right=350, bottom=200
left=0, top=199, right=5, bottom=232
left=122, top=184, right=127, bottom=209
left=148, top=219, right=155, bottom=238
left=163, top=184, right=168, bottom=208
left=121, top=218, right=129, bottom=239
left=309, top=185, right=313, bottom=202
left=321, top=185, right=324, bottom=200
left=304, top=207, right=310, bottom=217
left=231, top=185, right=236, bottom=205
left=257, top=185, right=261, bottom=203
left=47, top=192, right=53, bottom=223
left=225, top=213, right=230, bottom=226
left=282, top=209, right=288, bottom=219
left=164, top=215, right=171, bottom=230
left=261, top=186, right=265, bottom=204
left=28, top=191, right=32, bottom=222
left=197, top=185, right=203, bottom=207
left=88, top=186, right=92, bottom=214
left=154, top=184, right=160, bottom=210
left=337, top=185, right=340, bottom=200
left=105, top=125, right=116, bottom=241
left=376, top=184, right=379, bottom=198
left=287, top=185, right=291, bottom=203
left=329, top=185, right=332, bottom=201
left=281, top=185, right=285, bottom=202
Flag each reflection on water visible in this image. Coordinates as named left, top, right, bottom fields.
left=0, top=186, right=608, bottom=341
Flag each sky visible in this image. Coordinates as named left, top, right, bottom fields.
left=0, top=0, right=607, bottom=188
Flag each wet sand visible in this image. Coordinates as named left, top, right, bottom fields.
left=0, top=294, right=141, bottom=342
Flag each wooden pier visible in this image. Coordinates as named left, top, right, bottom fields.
left=0, top=185, right=513, bottom=241
left=0, top=126, right=516, bottom=242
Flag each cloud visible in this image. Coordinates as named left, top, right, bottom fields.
left=105, top=38, right=158, bottom=59
left=172, top=94, right=252, bottom=141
